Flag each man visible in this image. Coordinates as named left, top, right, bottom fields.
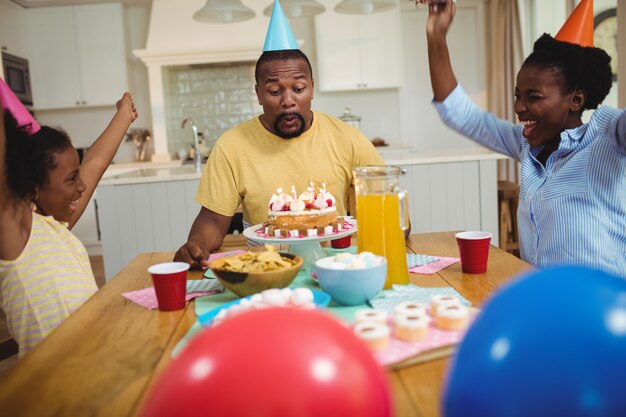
left=174, top=3, right=383, bottom=269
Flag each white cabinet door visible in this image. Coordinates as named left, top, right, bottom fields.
left=25, top=3, right=127, bottom=110
left=315, top=7, right=402, bottom=91
left=98, top=179, right=201, bottom=281
left=73, top=4, right=128, bottom=107
left=398, top=160, right=499, bottom=246
left=25, top=6, right=80, bottom=109
left=0, top=0, right=28, bottom=57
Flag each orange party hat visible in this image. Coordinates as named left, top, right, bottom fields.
left=555, top=0, right=594, bottom=47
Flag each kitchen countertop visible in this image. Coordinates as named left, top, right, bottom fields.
left=99, top=147, right=510, bottom=186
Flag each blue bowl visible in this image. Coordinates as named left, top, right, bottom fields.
left=313, top=255, right=387, bottom=306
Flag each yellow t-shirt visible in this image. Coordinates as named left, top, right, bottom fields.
left=196, top=111, right=384, bottom=226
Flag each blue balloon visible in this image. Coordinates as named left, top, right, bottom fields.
left=443, top=266, right=626, bottom=417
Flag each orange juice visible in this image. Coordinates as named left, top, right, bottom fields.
left=357, top=193, right=409, bottom=289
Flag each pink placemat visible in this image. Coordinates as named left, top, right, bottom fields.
left=409, top=256, right=460, bottom=274
left=373, top=321, right=469, bottom=367
left=123, top=277, right=224, bottom=310
left=358, top=312, right=477, bottom=367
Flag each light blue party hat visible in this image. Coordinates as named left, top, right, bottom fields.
left=262, top=0, right=299, bottom=51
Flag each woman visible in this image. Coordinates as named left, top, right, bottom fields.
left=424, top=0, right=625, bottom=277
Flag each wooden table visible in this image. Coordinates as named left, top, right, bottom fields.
left=0, top=232, right=530, bottom=417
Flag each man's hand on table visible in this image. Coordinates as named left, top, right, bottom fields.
left=174, top=240, right=211, bottom=270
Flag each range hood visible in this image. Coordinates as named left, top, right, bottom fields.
left=135, top=0, right=271, bottom=160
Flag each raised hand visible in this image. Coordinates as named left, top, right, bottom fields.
left=116, top=92, right=138, bottom=124
left=426, top=0, right=456, bottom=38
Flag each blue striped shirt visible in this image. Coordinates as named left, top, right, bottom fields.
left=434, top=85, right=626, bottom=278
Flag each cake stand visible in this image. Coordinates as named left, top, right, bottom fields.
left=242, top=217, right=357, bottom=271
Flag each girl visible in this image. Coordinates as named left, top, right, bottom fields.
left=0, top=89, right=137, bottom=355
left=424, top=0, right=625, bottom=277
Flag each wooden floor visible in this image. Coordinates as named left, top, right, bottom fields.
left=0, top=256, right=106, bottom=375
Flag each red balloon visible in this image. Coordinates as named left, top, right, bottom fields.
left=140, top=308, right=392, bottom=417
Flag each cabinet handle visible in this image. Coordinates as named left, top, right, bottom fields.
left=1, top=46, right=7, bottom=51
left=81, top=101, right=87, bottom=105
left=76, top=101, right=80, bottom=106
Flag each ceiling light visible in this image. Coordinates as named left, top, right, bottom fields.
left=193, top=0, right=256, bottom=23
left=334, top=0, right=396, bottom=15
left=263, top=0, right=325, bottom=18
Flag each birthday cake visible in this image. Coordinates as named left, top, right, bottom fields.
left=263, top=182, right=345, bottom=237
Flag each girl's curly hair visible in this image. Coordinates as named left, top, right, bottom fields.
left=4, top=112, right=72, bottom=201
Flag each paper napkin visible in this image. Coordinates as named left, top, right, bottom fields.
left=408, top=256, right=460, bottom=275
left=406, top=253, right=438, bottom=268
left=122, top=279, right=224, bottom=310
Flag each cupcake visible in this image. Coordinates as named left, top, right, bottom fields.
left=355, top=308, right=388, bottom=324
left=395, top=312, right=430, bottom=342
left=429, top=294, right=461, bottom=316
left=435, top=304, right=469, bottom=331
left=354, top=321, right=390, bottom=351
left=394, top=301, right=427, bottom=318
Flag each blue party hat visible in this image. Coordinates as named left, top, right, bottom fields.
left=263, top=0, right=299, bottom=51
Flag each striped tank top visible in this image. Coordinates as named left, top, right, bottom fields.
left=0, top=211, right=97, bottom=356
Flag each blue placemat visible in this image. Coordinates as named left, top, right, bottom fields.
left=370, top=284, right=471, bottom=315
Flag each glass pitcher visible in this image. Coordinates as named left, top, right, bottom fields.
left=354, top=165, right=410, bottom=289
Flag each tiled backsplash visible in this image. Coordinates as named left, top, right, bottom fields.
left=164, top=62, right=261, bottom=158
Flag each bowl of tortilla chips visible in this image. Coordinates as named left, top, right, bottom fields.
left=209, top=245, right=303, bottom=297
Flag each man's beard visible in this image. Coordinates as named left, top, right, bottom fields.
left=273, top=112, right=305, bottom=139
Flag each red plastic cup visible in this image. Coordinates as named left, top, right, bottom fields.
left=331, top=235, right=352, bottom=249
left=147, top=262, right=190, bottom=311
left=455, top=231, right=492, bottom=274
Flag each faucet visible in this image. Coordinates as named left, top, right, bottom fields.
left=181, top=117, right=202, bottom=174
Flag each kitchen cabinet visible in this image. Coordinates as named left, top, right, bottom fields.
left=0, top=0, right=28, bottom=58
left=398, top=160, right=498, bottom=239
left=72, top=196, right=101, bottom=256
left=25, top=3, right=128, bottom=110
left=98, top=171, right=202, bottom=280
left=314, top=7, right=402, bottom=91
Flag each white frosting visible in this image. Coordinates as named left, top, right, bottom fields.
left=437, top=304, right=469, bottom=319
left=289, top=199, right=305, bottom=212
left=355, top=309, right=388, bottom=323
left=430, top=294, right=460, bottom=308
left=267, top=184, right=337, bottom=216
left=354, top=321, right=390, bottom=340
left=396, top=313, right=429, bottom=329
left=268, top=190, right=294, bottom=212
left=313, top=194, right=329, bottom=209
left=394, top=301, right=427, bottom=317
